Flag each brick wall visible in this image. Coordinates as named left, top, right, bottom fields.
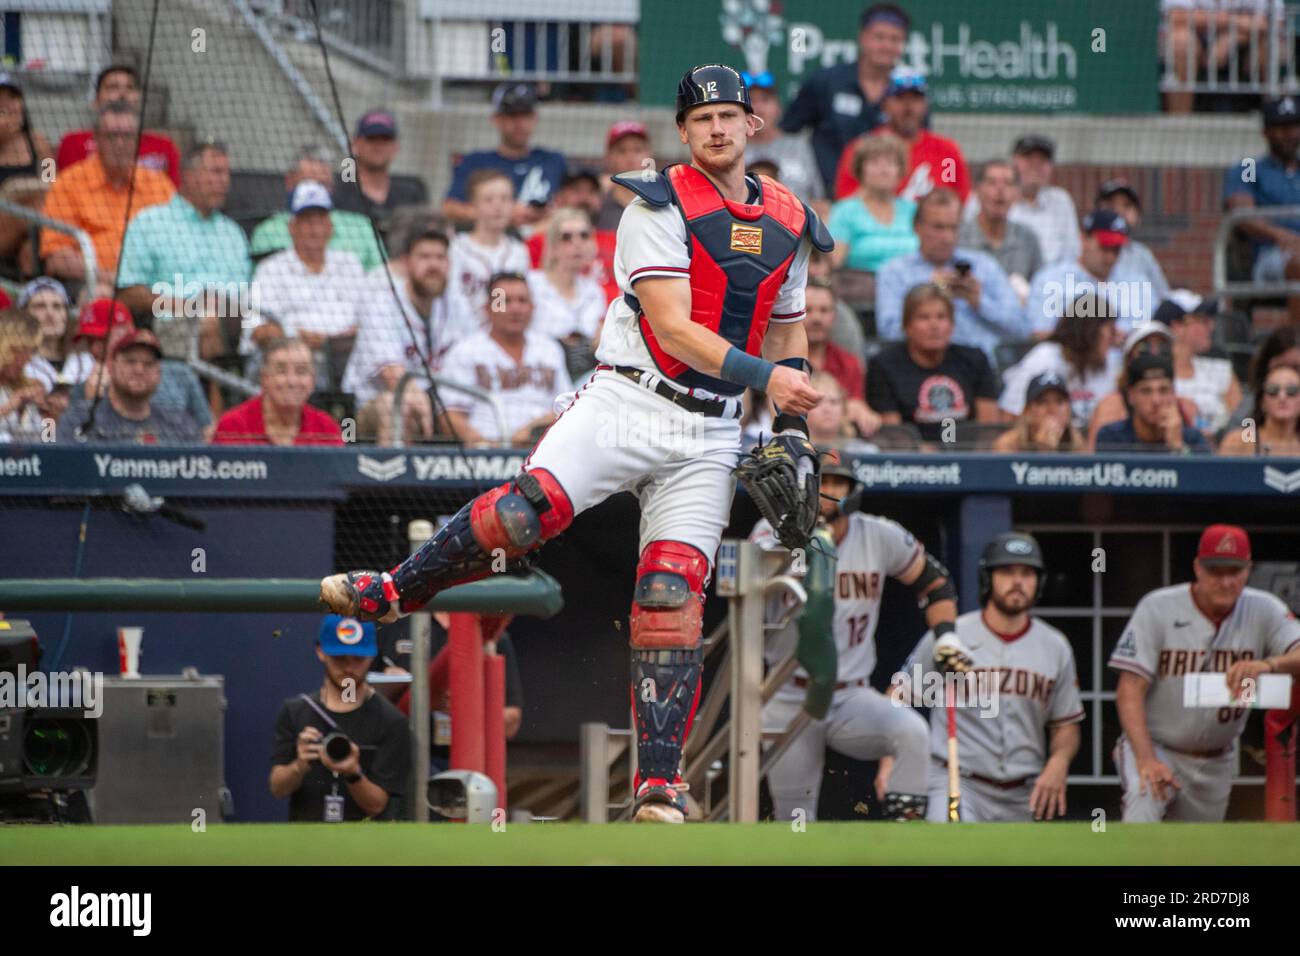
left=1055, top=164, right=1225, bottom=296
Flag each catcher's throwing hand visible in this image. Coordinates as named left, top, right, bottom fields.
left=734, top=433, right=821, bottom=551
left=934, top=635, right=974, bottom=674
left=767, top=365, right=823, bottom=416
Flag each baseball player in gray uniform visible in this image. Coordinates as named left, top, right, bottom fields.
left=755, top=460, right=959, bottom=821
left=1110, top=523, right=1300, bottom=822
left=901, top=532, right=1085, bottom=822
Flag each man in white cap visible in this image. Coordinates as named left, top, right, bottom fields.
left=248, top=181, right=366, bottom=385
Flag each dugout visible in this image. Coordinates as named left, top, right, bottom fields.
left=2, top=445, right=1298, bottom=822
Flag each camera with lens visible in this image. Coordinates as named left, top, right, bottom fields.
left=321, top=731, right=352, bottom=763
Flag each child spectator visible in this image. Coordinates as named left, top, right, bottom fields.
left=449, top=170, right=531, bottom=317
left=0, top=310, right=44, bottom=442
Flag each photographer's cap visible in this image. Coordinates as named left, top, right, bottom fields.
left=318, top=614, right=378, bottom=656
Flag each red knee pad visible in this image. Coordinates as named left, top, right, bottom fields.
left=630, top=541, right=709, bottom=649
left=470, top=468, right=574, bottom=558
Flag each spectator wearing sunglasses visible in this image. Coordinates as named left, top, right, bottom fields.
left=832, top=68, right=970, bottom=205
left=1219, top=363, right=1300, bottom=456
left=743, top=71, right=827, bottom=216
left=780, top=4, right=911, bottom=195
left=527, top=208, right=605, bottom=378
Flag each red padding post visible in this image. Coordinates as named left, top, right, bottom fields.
left=1264, top=682, right=1300, bottom=821
left=449, top=612, right=485, bottom=775
left=484, top=651, right=506, bottom=813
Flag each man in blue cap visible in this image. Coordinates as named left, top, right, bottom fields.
left=269, top=614, right=410, bottom=821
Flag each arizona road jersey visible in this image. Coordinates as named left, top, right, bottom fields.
left=752, top=512, right=922, bottom=689
left=593, top=180, right=813, bottom=399
left=905, top=610, right=1085, bottom=781
left=1108, top=584, right=1300, bottom=753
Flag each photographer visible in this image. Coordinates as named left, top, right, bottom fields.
left=269, top=615, right=410, bottom=821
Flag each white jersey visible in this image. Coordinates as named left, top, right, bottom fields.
left=1109, top=584, right=1300, bottom=753
left=593, top=184, right=812, bottom=400
left=997, top=341, right=1121, bottom=430
left=341, top=268, right=481, bottom=406
left=439, top=328, right=572, bottom=442
left=905, top=610, right=1085, bottom=781
left=250, top=247, right=366, bottom=340
left=526, top=269, right=607, bottom=340
left=449, top=232, right=531, bottom=319
left=1176, top=356, right=1234, bottom=434
left=752, top=512, right=922, bottom=687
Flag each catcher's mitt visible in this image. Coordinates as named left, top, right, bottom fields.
left=734, top=433, right=821, bottom=551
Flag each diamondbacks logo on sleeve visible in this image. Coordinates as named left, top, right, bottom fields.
left=1114, top=629, right=1138, bottom=658
left=730, top=223, right=763, bottom=255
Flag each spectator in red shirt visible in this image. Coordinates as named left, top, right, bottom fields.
left=212, top=337, right=342, bottom=446
left=833, top=68, right=969, bottom=204
left=56, top=64, right=180, bottom=186
left=805, top=279, right=880, bottom=438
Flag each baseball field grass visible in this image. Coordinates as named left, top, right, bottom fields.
left=3, top=822, right=1299, bottom=865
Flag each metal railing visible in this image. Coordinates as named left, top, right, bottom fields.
left=1161, top=1, right=1300, bottom=96
left=433, top=18, right=638, bottom=86
left=0, top=0, right=111, bottom=101
left=252, top=0, right=640, bottom=94
left=0, top=198, right=97, bottom=299
left=233, top=0, right=350, bottom=154
left=390, top=369, right=510, bottom=448
left=1214, top=203, right=1300, bottom=299
left=256, top=0, right=402, bottom=75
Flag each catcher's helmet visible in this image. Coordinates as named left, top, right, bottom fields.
left=676, top=64, right=753, bottom=123
left=978, top=532, right=1045, bottom=606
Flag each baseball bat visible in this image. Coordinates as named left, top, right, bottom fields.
left=945, top=681, right=960, bottom=822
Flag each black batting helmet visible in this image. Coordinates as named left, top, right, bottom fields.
left=978, top=532, right=1045, bottom=606
left=675, top=64, right=753, bottom=123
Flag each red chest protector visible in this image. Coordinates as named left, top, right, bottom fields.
left=617, top=163, right=827, bottom=396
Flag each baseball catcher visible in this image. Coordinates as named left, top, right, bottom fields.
left=322, top=63, right=830, bottom=822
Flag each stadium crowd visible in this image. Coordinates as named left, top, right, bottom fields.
left=1, top=4, right=1299, bottom=457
